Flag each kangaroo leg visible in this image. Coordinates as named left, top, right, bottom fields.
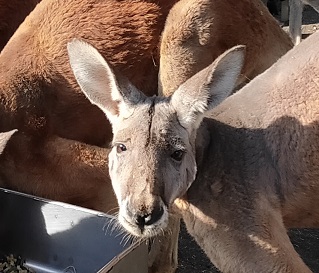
left=175, top=197, right=312, bottom=273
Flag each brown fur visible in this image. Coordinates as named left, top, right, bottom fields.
left=0, top=131, right=115, bottom=211
left=0, top=0, right=41, bottom=51
left=0, top=0, right=178, bottom=144
left=0, top=0, right=178, bottom=209
left=0, top=0, right=179, bottom=272
left=159, top=0, right=293, bottom=96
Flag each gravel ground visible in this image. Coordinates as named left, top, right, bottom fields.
left=176, top=6, right=319, bottom=273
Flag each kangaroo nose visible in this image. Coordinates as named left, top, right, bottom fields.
left=135, top=206, right=164, bottom=229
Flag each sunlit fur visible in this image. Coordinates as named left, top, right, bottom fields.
left=159, top=0, right=293, bottom=96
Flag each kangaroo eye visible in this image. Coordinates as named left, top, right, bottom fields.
left=171, top=150, right=184, bottom=161
left=116, top=144, right=127, bottom=153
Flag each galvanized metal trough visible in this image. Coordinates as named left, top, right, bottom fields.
left=0, top=188, right=148, bottom=273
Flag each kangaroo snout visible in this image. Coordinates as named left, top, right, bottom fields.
left=128, top=205, right=164, bottom=230
left=120, top=197, right=169, bottom=237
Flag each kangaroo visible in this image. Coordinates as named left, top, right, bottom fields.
left=0, top=0, right=180, bottom=272
left=68, top=29, right=319, bottom=272
left=158, top=0, right=293, bottom=96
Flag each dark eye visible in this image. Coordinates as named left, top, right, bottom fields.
left=171, top=150, right=184, bottom=161
left=116, top=144, right=127, bottom=153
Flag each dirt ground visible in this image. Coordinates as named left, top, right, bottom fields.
left=176, top=5, right=319, bottom=273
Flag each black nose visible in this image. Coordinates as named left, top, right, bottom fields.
left=134, top=206, right=164, bottom=229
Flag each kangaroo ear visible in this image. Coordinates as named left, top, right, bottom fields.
left=0, top=129, right=17, bottom=154
left=67, top=39, right=145, bottom=125
left=171, top=45, right=245, bottom=131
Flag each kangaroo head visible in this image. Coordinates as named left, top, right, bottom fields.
left=68, top=39, right=244, bottom=237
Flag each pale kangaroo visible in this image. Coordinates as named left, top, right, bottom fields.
left=159, top=0, right=293, bottom=96
left=69, top=29, right=319, bottom=272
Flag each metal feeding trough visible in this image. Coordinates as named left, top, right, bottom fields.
left=0, top=188, right=148, bottom=273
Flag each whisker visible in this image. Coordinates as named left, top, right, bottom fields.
left=107, top=206, right=119, bottom=215
left=120, top=233, right=130, bottom=245
left=123, top=234, right=135, bottom=246
left=111, top=220, right=123, bottom=234
left=104, top=216, right=119, bottom=235
left=160, top=227, right=165, bottom=237
left=166, top=226, right=173, bottom=236
left=115, top=228, right=127, bottom=238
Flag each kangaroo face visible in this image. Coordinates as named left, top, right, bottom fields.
left=68, top=39, right=244, bottom=237
left=107, top=96, right=197, bottom=236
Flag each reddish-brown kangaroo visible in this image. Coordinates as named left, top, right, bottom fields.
left=0, top=0, right=179, bottom=272
left=158, top=0, right=293, bottom=96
